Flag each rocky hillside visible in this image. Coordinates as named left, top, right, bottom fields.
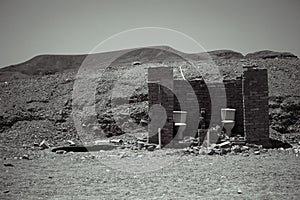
left=0, top=46, right=207, bottom=82
left=245, top=50, right=297, bottom=59
left=0, top=47, right=299, bottom=157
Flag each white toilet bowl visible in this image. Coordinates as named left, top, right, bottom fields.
left=222, top=120, right=235, bottom=136
left=173, top=111, right=187, bottom=140
left=221, top=108, right=236, bottom=136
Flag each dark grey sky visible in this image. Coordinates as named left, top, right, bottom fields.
left=1, top=0, right=300, bottom=68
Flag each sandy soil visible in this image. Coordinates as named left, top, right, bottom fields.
left=1, top=149, right=299, bottom=200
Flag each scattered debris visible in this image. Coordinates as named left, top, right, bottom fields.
left=230, top=136, right=246, bottom=145
left=33, top=142, right=39, bottom=147
left=232, top=145, right=242, bottom=153
left=241, top=146, right=250, bottom=151
left=137, top=141, right=145, bottom=150
left=94, top=140, right=110, bottom=145
left=119, top=152, right=127, bottom=158
left=22, top=154, right=30, bottom=160
left=55, top=150, right=67, bottom=154
left=132, top=61, right=142, bottom=66
left=243, top=153, right=250, bottom=157
left=260, top=149, right=268, bottom=153
left=181, top=135, right=276, bottom=156
left=140, top=119, right=148, bottom=125
left=110, top=139, right=123, bottom=144
left=39, top=139, right=50, bottom=149
left=146, top=145, right=156, bottom=151
left=218, top=141, right=231, bottom=148
left=66, top=140, right=76, bottom=146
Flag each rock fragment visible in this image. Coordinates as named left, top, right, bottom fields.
left=219, top=141, right=231, bottom=148
left=4, top=163, right=14, bottom=167
left=22, top=154, right=30, bottom=160
left=147, top=145, right=155, bottom=151
left=39, top=139, right=50, bottom=149
left=55, top=150, right=67, bottom=154
left=66, top=140, right=76, bottom=146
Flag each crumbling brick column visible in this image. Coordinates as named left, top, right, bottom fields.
left=242, top=66, right=271, bottom=147
left=148, top=66, right=174, bottom=146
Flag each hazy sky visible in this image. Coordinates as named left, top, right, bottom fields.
left=1, top=0, right=300, bottom=68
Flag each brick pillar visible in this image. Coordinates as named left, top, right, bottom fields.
left=242, top=66, right=271, bottom=147
left=148, top=67, right=174, bottom=146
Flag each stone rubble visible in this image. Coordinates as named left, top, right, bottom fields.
left=46, top=131, right=300, bottom=158
left=179, top=138, right=300, bottom=156
left=181, top=135, right=272, bottom=156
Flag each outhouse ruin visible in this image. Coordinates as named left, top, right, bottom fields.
left=147, top=65, right=271, bottom=147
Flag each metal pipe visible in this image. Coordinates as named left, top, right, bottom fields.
left=158, top=128, right=162, bottom=149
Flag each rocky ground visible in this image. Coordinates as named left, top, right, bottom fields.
left=1, top=148, right=299, bottom=199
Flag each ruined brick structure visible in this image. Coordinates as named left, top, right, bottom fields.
left=148, top=65, right=270, bottom=147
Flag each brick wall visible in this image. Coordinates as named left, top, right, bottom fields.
left=148, top=67, right=174, bottom=145
left=223, top=78, right=244, bottom=135
left=173, top=80, right=199, bottom=138
left=189, top=80, right=211, bottom=129
left=242, top=67, right=270, bottom=146
left=174, top=79, right=244, bottom=136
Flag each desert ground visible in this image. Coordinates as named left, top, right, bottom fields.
left=1, top=148, right=300, bottom=200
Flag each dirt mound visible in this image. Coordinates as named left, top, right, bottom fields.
left=245, top=50, right=297, bottom=59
